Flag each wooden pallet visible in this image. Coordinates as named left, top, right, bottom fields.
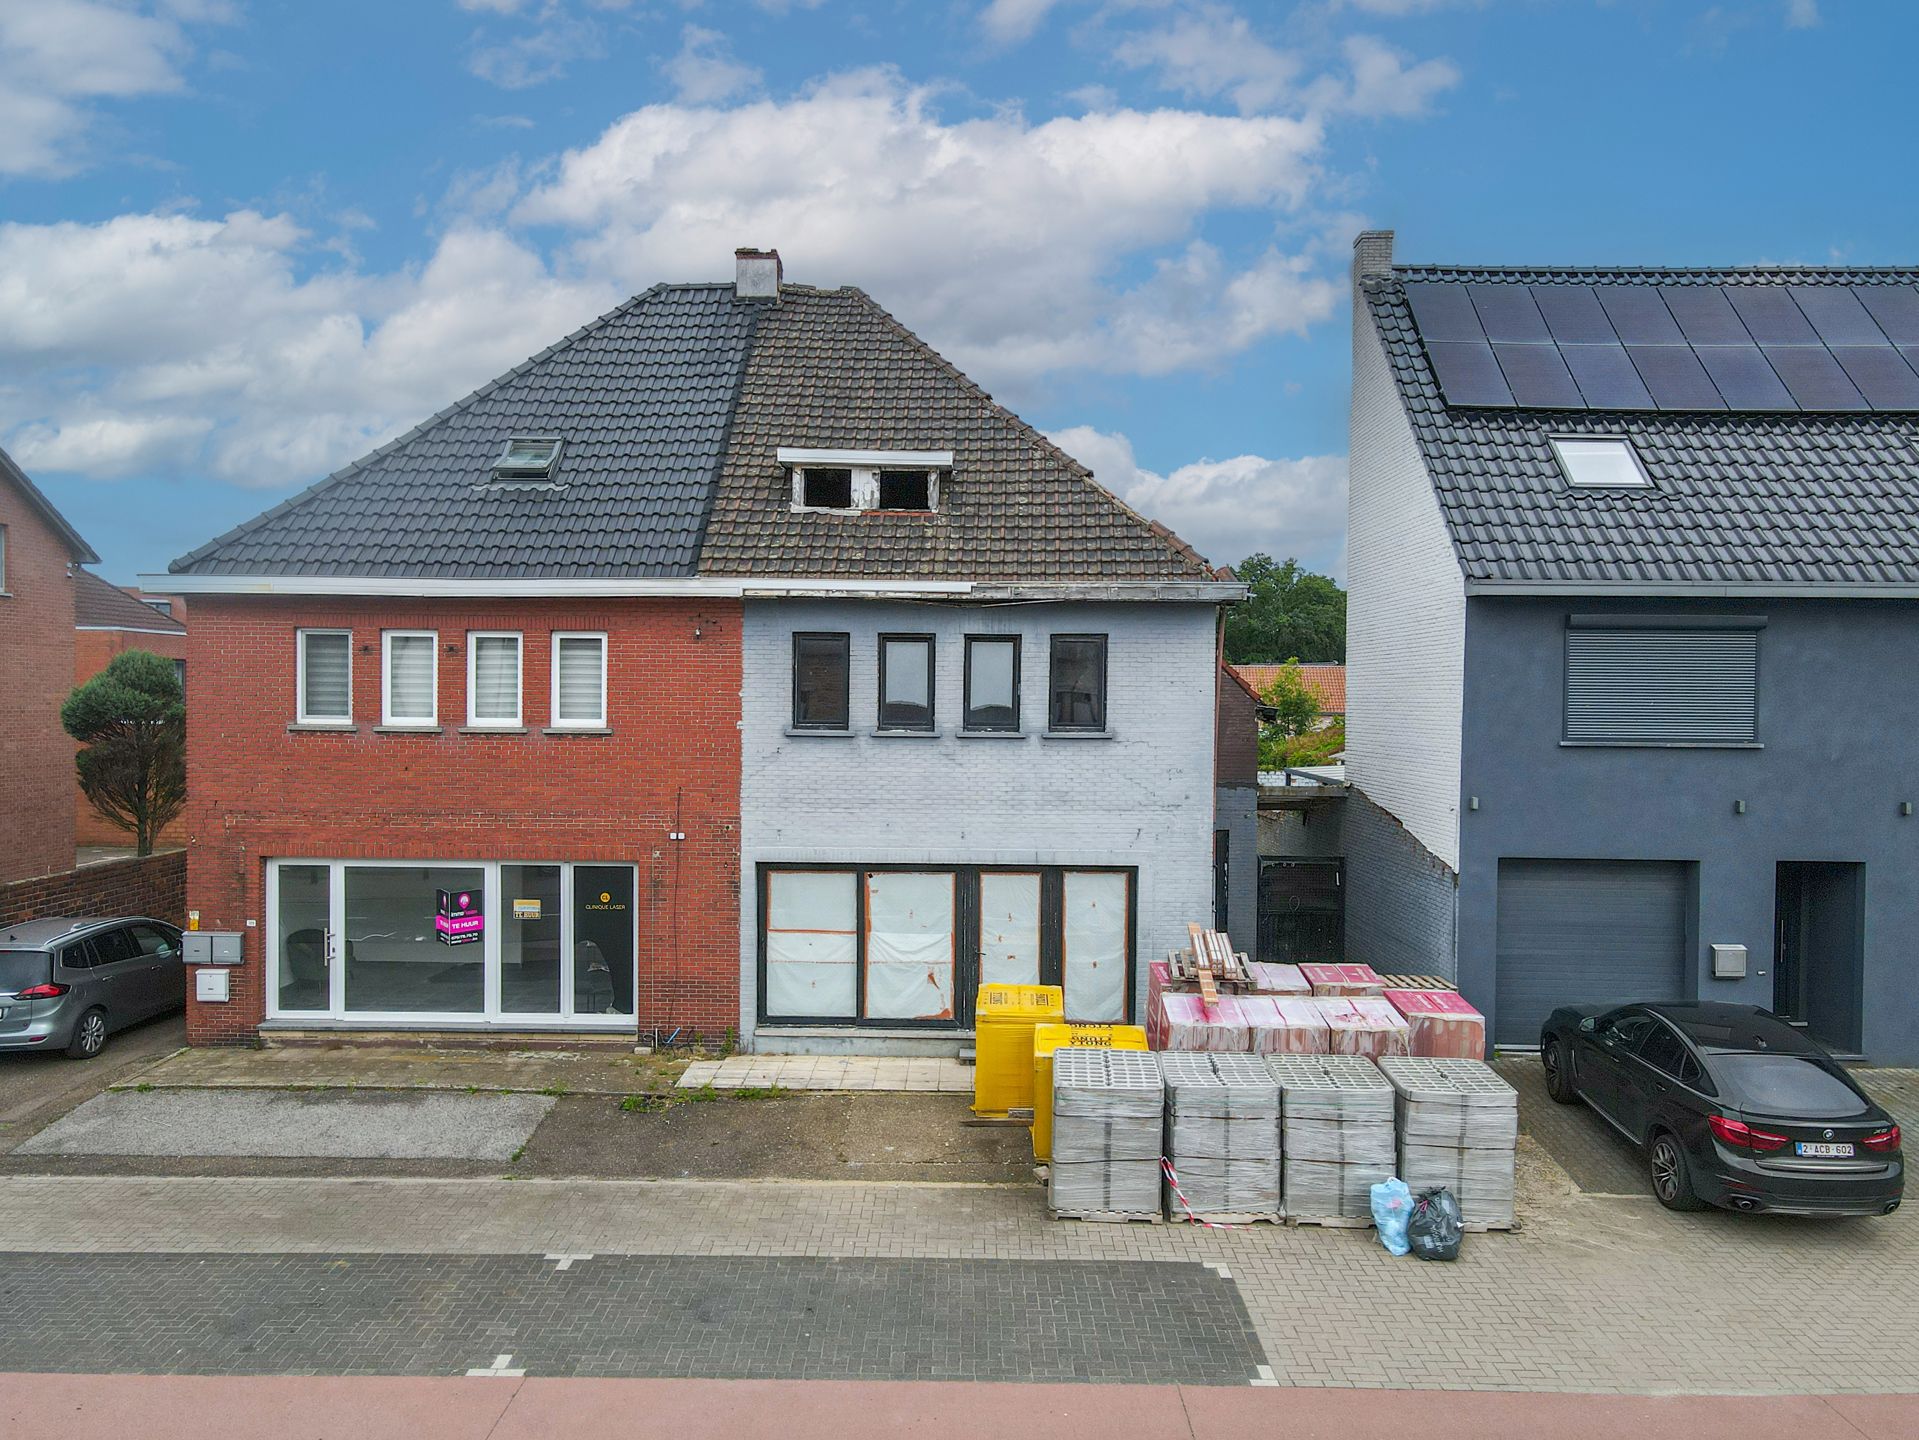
left=1049, top=1207, right=1165, bottom=1224
left=1461, top=1218, right=1520, bottom=1233
left=1168, top=928, right=1255, bottom=997
left=1283, top=1213, right=1375, bottom=1229
left=1166, top=1211, right=1283, bottom=1227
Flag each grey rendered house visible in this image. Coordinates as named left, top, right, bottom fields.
left=1346, top=230, right=1919, bottom=1063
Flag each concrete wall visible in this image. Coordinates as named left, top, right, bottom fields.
left=1216, top=783, right=1258, bottom=954
left=1458, top=594, right=1919, bottom=1062
left=1343, top=787, right=1457, bottom=979
left=0, top=476, right=78, bottom=883
left=739, top=598, right=1219, bottom=1045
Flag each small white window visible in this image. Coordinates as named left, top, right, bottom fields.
left=1550, top=436, right=1651, bottom=488
left=779, top=448, right=951, bottom=514
left=492, top=435, right=563, bottom=481
left=552, top=632, right=607, bottom=729
left=297, top=629, right=352, bottom=724
left=382, top=630, right=438, bottom=727
left=467, top=632, right=522, bottom=727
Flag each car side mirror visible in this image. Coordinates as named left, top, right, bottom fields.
left=1578, top=1017, right=1596, bottom=1034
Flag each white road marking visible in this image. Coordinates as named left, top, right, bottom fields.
left=1251, top=1364, right=1278, bottom=1387
left=466, top=1354, right=526, bottom=1377
left=545, top=1252, right=593, bottom=1271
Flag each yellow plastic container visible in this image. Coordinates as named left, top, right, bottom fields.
left=1031, top=1022, right=1149, bottom=1161
left=972, top=984, right=1065, bottom=1117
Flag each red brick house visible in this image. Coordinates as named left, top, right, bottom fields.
left=0, top=446, right=99, bottom=884
left=72, top=569, right=190, bottom=848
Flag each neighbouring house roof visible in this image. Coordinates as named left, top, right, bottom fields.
left=0, top=445, right=99, bottom=565
left=74, top=569, right=186, bottom=632
left=1230, top=662, right=1346, bottom=715
left=170, top=275, right=1211, bottom=584
left=1365, top=260, right=1919, bottom=590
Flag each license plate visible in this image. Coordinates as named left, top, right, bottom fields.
left=1796, top=1141, right=1854, bottom=1158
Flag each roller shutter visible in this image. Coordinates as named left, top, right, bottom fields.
left=1564, top=628, right=1759, bottom=744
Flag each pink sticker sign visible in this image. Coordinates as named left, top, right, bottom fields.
left=435, top=888, right=484, bottom=945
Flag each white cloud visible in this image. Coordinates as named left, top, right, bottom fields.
left=464, top=7, right=603, bottom=88
left=1322, top=35, right=1459, bottom=118
left=663, top=25, right=761, bottom=104
left=979, top=0, right=1061, bottom=45
left=1112, top=6, right=1301, bottom=115
left=1050, top=425, right=1347, bottom=574
left=11, top=414, right=213, bottom=478
left=1785, top=0, right=1820, bottom=27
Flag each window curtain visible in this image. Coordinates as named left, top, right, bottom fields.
left=303, top=633, right=351, bottom=718
left=472, top=636, right=520, bottom=721
left=386, top=635, right=434, bottom=720
left=555, top=637, right=604, bottom=723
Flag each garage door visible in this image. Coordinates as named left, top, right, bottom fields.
left=1494, top=860, right=1688, bottom=1046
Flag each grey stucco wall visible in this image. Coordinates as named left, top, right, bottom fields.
left=1342, top=787, right=1458, bottom=980
left=740, top=598, right=1220, bottom=1045
left=1258, top=798, right=1345, bottom=860
left=1216, top=783, right=1258, bottom=954
left=1459, top=594, right=1919, bottom=1063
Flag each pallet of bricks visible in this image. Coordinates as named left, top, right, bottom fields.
left=1047, top=1048, right=1166, bottom=1222
left=1159, top=1053, right=1281, bottom=1224
left=1378, top=1056, right=1519, bottom=1231
left=1266, top=1054, right=1397, bottom=1226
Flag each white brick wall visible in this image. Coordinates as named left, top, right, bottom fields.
left=1346, top=289, right=1465, bottom=870
left=739, top=598, right=1219, bottom=1043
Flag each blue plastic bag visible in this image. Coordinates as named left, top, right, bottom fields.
left=1370, top=1177, right=1412, bottom=1256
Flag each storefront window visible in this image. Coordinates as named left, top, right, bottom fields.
left=501, top=864, right=562, bottom=1013
left=344, top=865, right=486, bottom=1013
left=978, top=872, right=1041, bottom=988
left=573, top=865, right=635, bottom=1016
left=276, top=863, right=330, bottom=1012
left=1063, top=870, right=1127, bottom=1022
left=764, top=871, right=857, bottom=1018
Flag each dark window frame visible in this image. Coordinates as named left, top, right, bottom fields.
left=1048, top=633, right=1109, bottom=733
left=756, top=861, right=1137, bottom=1030
left=876, top=469, right=933, bottom=511
left=962, top=635, right=1021, bottom=732
left=790, top=631, right=852, bottom=731
left=877, top=632, right=936, bottom=732
left=797, top=466, right=855, bottom=510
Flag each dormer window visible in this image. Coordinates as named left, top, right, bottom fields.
left=780, top=448, right=952, bottom=514
left=491, top=435, right=563, bottom=483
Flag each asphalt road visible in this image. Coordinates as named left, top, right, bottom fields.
left=0, top=1011, right=184, bottom=1152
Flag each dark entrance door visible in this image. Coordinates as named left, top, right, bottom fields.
left=1774, top=862, right=1864, bottom=1053
left=1256, top=860, right=1343, bottom=965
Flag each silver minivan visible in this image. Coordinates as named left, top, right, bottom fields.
left=0, top=916, right=186, bottom=1058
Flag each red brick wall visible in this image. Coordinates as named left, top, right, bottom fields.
left=0, top=850, right=185, bottom=930
left=73, top=626, right=191, bottom=848
left=183, top=595, right=743, bottom=1045
left=0, top=480, right=79, bottom=883
left=1215, top=664, right=1260, bottom=786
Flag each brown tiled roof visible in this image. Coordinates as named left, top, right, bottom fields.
left=1230, top=662, right=1345, bottom=714
left=697, top=287, right=1214, bottom=579
left=74, top=570, right=185, bottom=632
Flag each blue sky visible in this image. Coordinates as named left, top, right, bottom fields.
left=0, top=0, right=1906, bottom=584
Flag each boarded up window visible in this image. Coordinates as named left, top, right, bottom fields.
left=1063, top=871, right=1128, bottom=1021
left=978, top=872, right=1041, bottom=987
left=864, top=872, right=956, bottom=1020
left=1565, top=626, right=1759, bottom=745
left=764, top=871, right=857, bottom=1018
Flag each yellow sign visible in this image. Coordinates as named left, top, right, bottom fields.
left=512, top=899, right=542, bottom=921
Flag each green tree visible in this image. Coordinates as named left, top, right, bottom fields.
left=1255, top=661, right=1323, bottom=770
left=1224, top=554, right=1346, bottom=664
left=61, top=649, right=185, bottom=856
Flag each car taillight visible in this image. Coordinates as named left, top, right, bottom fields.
left=13, top=983, right=68, bottom=1000
left=1708, top=1114, right=1790, bottom=1152
left=1864, top=1125, right=1901, bottom=1153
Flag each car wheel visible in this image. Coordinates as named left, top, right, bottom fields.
left=1648, top=1130, right=1705, bottom=1212
left=65, top=1008, right=108, bottom=1060
left=1541, top=1038, right=1578, bottom=1104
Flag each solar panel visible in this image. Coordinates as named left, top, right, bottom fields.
left=1492, top=342, right=1584, bottom=408
left=1855, top=286, right=1919, bottom=344
left=1403, top=282, right=1485, bottom=342
left=1830, top=346, right=1919, bottom=409
left=1788, top=285, right=1888, bottom=346
left=1559, top=344, right=1655, bottom=409
left=1467, top=284, right=1551, bottom=342
left=1597, top=288, right=1685, bottom=344
left=1658, top=286, right=1754, bottom=345
left=1532, top=285, right=1617, bottom=344
left=1693, top=345, right=1795, bottom=411
left=1761, top=345, right=1868, bottom=410
left=1425, top=341, right=1514, bottom=405
left=1624, top=344, right=1725, bottom=409
left=1724, top=287, right=1819, bottom=344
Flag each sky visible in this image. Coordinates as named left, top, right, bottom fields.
left=1, top=0, right=1910, bottom=585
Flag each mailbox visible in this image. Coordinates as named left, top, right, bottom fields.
left=1710, top=943, right=1748, bottom=980
left=183, top=931, right=244, bottom=965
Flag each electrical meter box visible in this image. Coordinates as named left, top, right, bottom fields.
left=183, top=932, right=244, bottom=965
left=1710, top=943, right=1748, bottom=979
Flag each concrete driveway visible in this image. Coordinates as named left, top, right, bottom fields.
left=0, top=1011, right=185, bottom=1153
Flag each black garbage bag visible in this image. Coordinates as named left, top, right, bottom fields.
left=1407, top=1187, right=1464, bottom=1262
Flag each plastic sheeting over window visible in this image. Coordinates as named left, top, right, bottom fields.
left=765, top=871, right=857, bottom=1018
left=1063, top=871, right=1128, bottom=1021
left=978, top=872, right=1041, bottom=987
left=864, top=871, right=956, bottom=1020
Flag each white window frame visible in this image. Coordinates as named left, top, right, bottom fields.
left=465, top=630, right=523, bottom=728
left=295, top=628, right=353, bottom=725
left=1549, top=435, right=1652, bottom=489
left=779, top=448, right=952, bottom=515
left=550, top=631, right=608, bottom=729
left=381, top=629, right=439, bottom=728
left=0, top=523, right=9, bottom=593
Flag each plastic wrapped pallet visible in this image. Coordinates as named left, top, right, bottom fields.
left=1244, top=962, right=1310, bottom=996
left=1146, top=959, right=1192, bottom=1049
left=1267, top=1054, right=1396, bottom=1222
left=1378, top=1056, right=1517, bottom=1228
left=1158, top=992, right=1251, bottom=1052
left=1242, top=995, right=1330, bottom=1055
left=1382, top=988, right=1486, bottom=1060
left=1160, top=1053, right=1280, bottom=1219
left=1048, top=1048, right=1165, bottom=1217
left=1315, top=996, right=1411, bottom=1059
left=1300, top=962, right=1386, bottom=997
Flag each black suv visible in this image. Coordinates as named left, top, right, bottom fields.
left=1539, top=1001, right=1902, bottom=1217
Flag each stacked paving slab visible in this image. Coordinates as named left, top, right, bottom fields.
left=1047, top=1048, right=1166, bottom=1217
left=1266, top=1054, right=1396, bottom=1222
left=1160, top=1053, right=1282, bottom=1221
left=1379, top=1057, right=1518, bottom=1228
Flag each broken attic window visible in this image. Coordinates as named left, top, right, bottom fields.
left=877, top=469, right=932, bottom=511
left=799, top=467, right=855, bottom=509
left=492, top=435, right=563, bottom=481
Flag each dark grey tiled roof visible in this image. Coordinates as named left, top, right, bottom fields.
left=171, top=285, right=760, bottom=576
left=1367, top=265, right=1919, bottom=587
left=74, top=569, right=185, bottom=632
left=699, top=286, right=1213, bottom=580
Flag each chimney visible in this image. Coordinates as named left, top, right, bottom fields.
left=735, top=247, right=782, bottom=299
left=1352, top=229, right=1394, bottom=286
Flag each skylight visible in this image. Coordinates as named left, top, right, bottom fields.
left=1550, top=436, right=1651, bottom=489
left=492, top=436, right=563, bottom=481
